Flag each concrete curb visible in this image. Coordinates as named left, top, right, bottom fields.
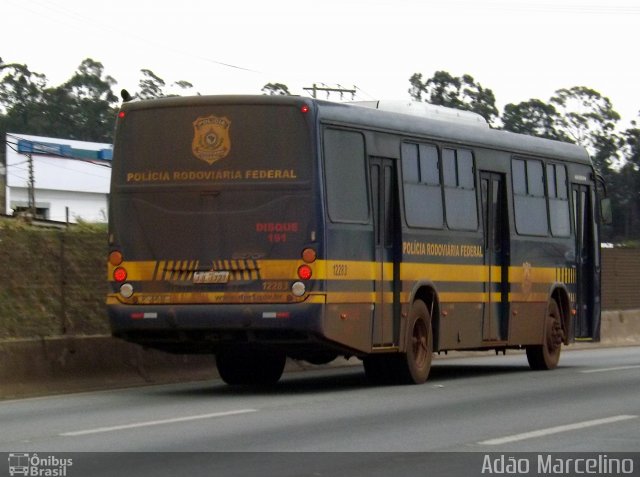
left=1, top=310, right=639, bottom=400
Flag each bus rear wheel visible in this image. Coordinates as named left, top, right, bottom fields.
left=400, top=299, right=433, bottom=384
left=364, top=300, right=433, bottom=385
left=526, top=299, right=564, bottom=370
left=216, top=347, right=286, bottom=386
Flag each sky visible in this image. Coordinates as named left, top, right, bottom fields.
left=2, top=0, right=640, bottom=128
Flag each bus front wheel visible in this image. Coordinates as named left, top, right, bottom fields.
left=526, top=299, right=564, bottom=371
left=216, top=347, right=286, bottom=386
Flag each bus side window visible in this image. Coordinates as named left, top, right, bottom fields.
left=323, top=129, right=369, bottom=223
left=547, top=163, right=570, bottom=237
left=401, top=142, right=443, bottom=229
left=443, top=148, right=478, bottom=231
left=512, top=157, right=548, bottom=236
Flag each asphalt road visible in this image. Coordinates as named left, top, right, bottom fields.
left=1, top=347, right=639, bottom=476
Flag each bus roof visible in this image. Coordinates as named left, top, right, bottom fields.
left=315, top=100, right=591, bottom=165
left=119, top=94, right=592, bottom=166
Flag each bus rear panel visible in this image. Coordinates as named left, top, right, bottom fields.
left=108, top=97, right=335, bottom=360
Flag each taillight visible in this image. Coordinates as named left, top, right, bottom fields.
left=113, top=267, right=128, bottom=282
left=297, top=264, right=312, bottom=280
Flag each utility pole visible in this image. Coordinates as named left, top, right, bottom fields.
left=27, top=152, right=35, bottom=218
left=303, top=83, right=357, bottom=100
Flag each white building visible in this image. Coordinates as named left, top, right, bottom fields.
left=3, top=133, right=112, bottom=223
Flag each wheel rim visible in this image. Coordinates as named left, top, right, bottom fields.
left=412, top=319, right=429, bottom=368
left=545, top=303, right=563, bottom=354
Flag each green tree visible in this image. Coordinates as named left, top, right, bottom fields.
left=0, top=59, right=49, bottom=135
left=51, top=58, right=119, bottom=142
left=502, top=99, right=570, bottom=141
left=136, top=70, right=195, bottom=99
left=0, top=58, right=119, bottom=142
left=261, top=82, right=291, bottom=95
left=172, top=80, right=195, bottom=95
left=261, top=83, right=291, bottom=96
left=138, top=69, right=166, bottom=99
left=609, top=117, right=640, bottom=241
left=408, top=71, right=499, bottom=125
left=550, top=86, right=621, bottom=172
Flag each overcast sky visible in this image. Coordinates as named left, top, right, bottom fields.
left=3, top=0, right=640, bottom=127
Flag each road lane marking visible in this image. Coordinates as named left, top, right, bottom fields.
left=60, top=409, right=258, bottom=436
left=580, top=365, right=640, bottom=374
left=478, top=415, right=638, bottom=446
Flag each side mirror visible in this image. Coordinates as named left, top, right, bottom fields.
left=600, top=198, right=613, bottom=225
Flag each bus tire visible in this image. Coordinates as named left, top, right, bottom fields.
left=363, top=300, right=433, bottom=385
left=401, top=299, right=433, bottom=384
left=216, top=347, right=286, bottom=386
left=526, top=299, right=564, bottom=371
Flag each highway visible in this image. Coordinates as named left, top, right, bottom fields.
left=1, top=347, right=638, bottom=476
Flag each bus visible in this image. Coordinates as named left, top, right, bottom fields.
left=107, top=95, right=607, bottom=385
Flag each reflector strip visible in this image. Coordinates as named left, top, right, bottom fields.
left=131, top=312, right=158, bottom=320
left=262, top=312, right=291, bottom=319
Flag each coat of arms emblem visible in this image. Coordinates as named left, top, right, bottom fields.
left=192, top=115, right=231, bottom=165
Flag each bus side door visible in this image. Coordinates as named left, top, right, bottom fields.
left=480, top=171, right=509, bottom=342
left=370, top=157, right=399, bottom=346
left=572, top=183, right=600, bottom=340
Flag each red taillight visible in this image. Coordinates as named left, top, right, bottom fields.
left=297, top=264, right=312, bottom=280
left=118, top=111, right=126, bottom=119
left=113, top=267, right=128, bottom=282
left=301, top=105, right=310, bottom=114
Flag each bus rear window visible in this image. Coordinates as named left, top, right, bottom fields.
left=112, top=104, right=311, bottom=186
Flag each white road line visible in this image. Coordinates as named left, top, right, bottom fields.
left=478, top=415, right=638, bottom=446
left=60, top=409, right=258, bottom=437
left=580, top=365, right=640, bottom=374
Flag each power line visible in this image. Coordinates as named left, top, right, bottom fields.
left=16, top=0, right=261, bottom=75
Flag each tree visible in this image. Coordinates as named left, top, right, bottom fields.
left=408, top=71, right=499, bottom=125
left=136, top=70, right=195, bottom=99
left=261, top=82, right=291, bottom=96
left=0, top=60, right=49, bottom=135
left=138, top=69, right=166, bottom=100
left=0, top=58, right=120, bottom=142
left=609, top=117, right=640, bottom=241
left=0, top=59, right=47, bottom=114
left=550, top=86, right=621, bottom=172
left=172, top=80, right=195, bottom=95
left=502, top=99, right=570, bottom=141
left=52, top=58, right=119, bottom=142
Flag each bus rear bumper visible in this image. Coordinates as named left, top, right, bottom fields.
left=108, top=301, right=327, bottom=354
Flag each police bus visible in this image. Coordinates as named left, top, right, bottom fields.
left=107, top=95, right=607, bottom=385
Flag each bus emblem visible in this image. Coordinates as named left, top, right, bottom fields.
left=192, top=115, right=231, bottom=165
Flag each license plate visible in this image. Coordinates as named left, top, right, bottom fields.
left=192, top=271, right=230, bottom=284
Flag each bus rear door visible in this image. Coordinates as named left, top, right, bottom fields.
left=370, top=157, right=400, bottom=346
left=480, top=171, right=509, bottom=342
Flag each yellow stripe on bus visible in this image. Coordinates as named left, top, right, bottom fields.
left=109, top=260, right=576, bottom=290
left=401, top=263, right=494, bottom=282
